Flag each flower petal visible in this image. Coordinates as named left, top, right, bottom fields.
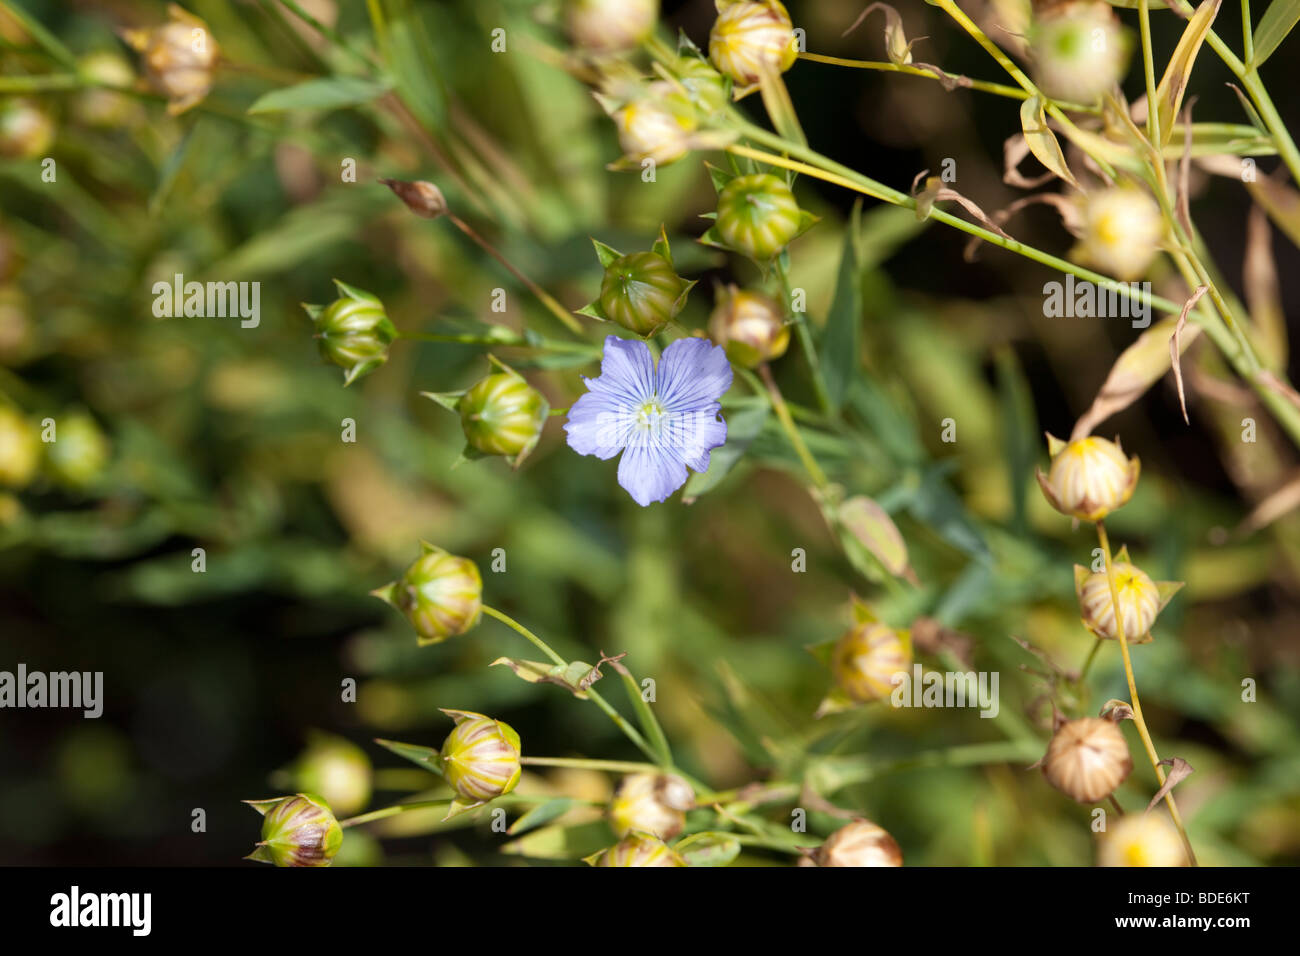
left=667, top=403, right=727, bottom=473
left=654, top=337, right=733, bottom=412
left=617, top=437, right=688, bottom=507
left=582, top=335, right=656, bottom=408
left=564, top=390, right=633, bottom=460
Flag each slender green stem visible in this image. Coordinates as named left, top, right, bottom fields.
left=1095, top=521, right=1197, bottom=866
left=0, top=73, right=81, bottom=93
left=482, top=604, right=566, bottom=666
left=799, top=52, right=1098, bottom=113
left=338, top=791, right=580, bottom=828
left=1241, top=0, right=1254, bottom=65
left=0, top=0, right=77, bottom=69
left=774, top=257, right=831, bottom=414
left=758, top=363, right=828, bottom=488
left=277, top=0, right=378, bottom=71
left=1078, top=636, right=1104, bottom=687
left=1138, top=0, right=1161, bottom=146
left=398, top=329, right=598, bottom=355
left=520, top=756, right=662, bottom=773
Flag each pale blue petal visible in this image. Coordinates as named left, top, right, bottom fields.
left=617, top=438, right=688, bottom=507
left=564, top=390, right=634, bottom=460
left=667, top=404, right=727, bottom=473
left=581, top=335, right=656, bottom=408
left=655, top=337, right=733, bottom=413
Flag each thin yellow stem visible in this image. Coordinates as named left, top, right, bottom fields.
left=758, top=363, right=828, bottom=489
left=1095, top=521, right=1197, bottom=866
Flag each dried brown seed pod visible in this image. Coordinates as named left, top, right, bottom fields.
left=1042, top=716, right=1133, bottom=803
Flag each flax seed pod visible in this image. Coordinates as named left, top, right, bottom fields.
left=1030, top=2, right=1130, bottom=105
left=814, top=819, right=903, bottom=867
left=309, top=282, right=396, bottom=387
left=243, top=793, right=343, bottom=867
left=1036, top=433, right=1140, bottom=522
left=599, top=251, right=689, bottom=335
left=612, top=84, right=697, bottom=167
left=674, top=57, right=729, bottom=118
left=0, top=406, right=40, bottom=489
left=1076, top=561, right=1163, bottom=644
left=1098, top=813, right=1187, bottom=867
left=459, top=372, right=549, bottom=461
left=1078, top=187, right=1164, bottom=281
left=592, top=831, right=687, bottom=867
left=831, top=622, right=911, bottom=703
left=439, top=709, right=523, bottom=806
left=708, top=1, right=797, bottom=96
left=73, top=52, right=143, bottom=128
left=1042, top=717, right=1133, bottom=803
left=124, top=7, right=220, bottom=115
left=715, top=173, right=803, bottom=260
left=44, top=412, right=110, bottom=490
left=708, top=285, right=788, bottom=367
left=565, top=0, right=659, bottom=55
left=608, top=772, right=694, bottom=839
left=370, top=542, right=482, bottom=646
left=0, top=97, right=54, bottom=159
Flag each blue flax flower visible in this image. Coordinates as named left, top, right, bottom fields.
left=565, top=335, right=732, bottom=506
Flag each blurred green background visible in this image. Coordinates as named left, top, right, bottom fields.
left=1, top=0, right=1298, bottom=865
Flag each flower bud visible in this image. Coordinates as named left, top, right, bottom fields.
left=44, top=412, right=110, bottom=490
left=565, top=0, right=659, bottom=55
left=460, top=371, right=550, bottom=463
left=715, top=173, right=803, bottom=260
left=307, top=281, right=396, bottom=387
left=286, top=732, right=372, bottom=817
left=814, top=819, right=903, bottom=867
left=608, top=772, right=694, bottom=839
left=709, top=0, right=797, bottom=97
left=1042, top=716, right=1132, bottom=803
left=1076, top=558, right=1181, bottom=644
left=599, top=250, right=690, bottom=335
left=371, top=542, right=482, bottom=646
left=1098, top=812, right=1187, bottom=867
left=73, top=52, right=143, bottom=128
left=1078, top=187, right=1164, bottom=281
left=379, top=178, right=448, bottom=219
left=592, top=830, right=687, bottom=866
left=1036, top=433, right=1139, bottom=522
left=708, top=285, right=788, bottom=367
left=243, top=792, right=343, bottom=867
left=0, top=405, right=40, bottom=489
left=612, top=84, right=696, bottom=166
left=1030, top=2, right=1130, bottom=105
left=831, top=621, right=911, bottom=704
left=439, top=709, right=522, bottom=810
left=0, top=98, right=55, bottom=160
left=674, top=57, right=730, bottom=118
left=124, top=8, right=220, bottom=115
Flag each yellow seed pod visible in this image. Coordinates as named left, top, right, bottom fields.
left=1036, top=433, right=1140, bottom=522
left=1078, top=187, right=1164, bottom=281
left=1042, top=717, right=1132, bottom=803
left=371, top=542, right=483, bottom=646
left=439, top=709, right=522, bottom=808
left=592, top=830, right=687, bottom=867
left=612, top=83, right=697, bottom=166
left=709, top=1, right=797, bottom=97
left=814, top=819, right=903, bottom=867
left=831, top=622, right=911, bottom=703
left=708, top=285, right=789, bottom=368
left=1098, top=813, right=1187, bottom=867
left=608, top=772, right=694, bottom=840
left=1075, top=558, right=1181, bottom=644
left=0, top=405, right=40, bottom=488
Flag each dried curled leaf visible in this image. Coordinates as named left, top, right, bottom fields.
left=1153, top=0, right=1222, bottom=146
left=1170, top=285, right=1209, bottom=425
left=1099, top=699, right=1135, bottom=722
left=843, top=2, right=917, bottom=66
left=1020, top=96, right=1079, bottom=188
left=1147, top=757, right=1195, bottom=812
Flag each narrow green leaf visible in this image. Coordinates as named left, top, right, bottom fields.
left=373, top=738, right=444, bottom=777
left=613, top=663, right=673, bottom=768
left=1251, top=0, right=1300, bottom=67
left=247, top=76, right=392, bottom=114
left=675, top=832, right=742, bottom=866
left=1020, top=96, right=1079, bottom=187
left=507, top=798, right=577, bottom=836
left=1154, top=0, right=1223, bottom=146
left=821, top=205, right=862, bottom=411
left=995, top=347, right=1037, bottom=533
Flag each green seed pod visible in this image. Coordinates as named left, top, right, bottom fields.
left=608, top=772, right=694, bottom=839
left=308, top=282, right=396, bottom=387
left=0, top=97, right=55, bottom=160
left=286, top=732, right=372, bottom=817
left=439, top=709, right=522, bottom=810
left=243, top=793, right=343, bottom=867
left=1030, top=2, right=1130, bottom=106
left=565, top=0, right=659, bottom=55
left=708, top=285, right=789, bottom=367
left=831, top=621, right=911, bottom=703
left=599, top=251, right=689, bottom=335
left=674, top=57, right=730, bottom=118
left=0, top=405, right=40, bottom=489
left=612, top=83, right=697, bottom=167
left=73, top=52, right=143, bottom=128
left=44, top=412, right=109, bottom=490
left=708, top=0, right=797, bottom=96
left=371, top=542, right=483, bottom=646
left=715, top=173, right=803, bottom=260
left=459, top=371, right=549, bottom=462
left=592, top=830, right=687, bottom=867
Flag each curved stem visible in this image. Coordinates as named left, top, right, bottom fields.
left=1095, top=521, right=1197, bottom=866
left=758, top=363, right=828, bottom=489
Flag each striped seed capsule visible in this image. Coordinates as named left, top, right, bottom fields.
left=599, top=251, right=689, bottom=335
left=371, top=542, right=482, bottom=646
left=708, top=0, right=797, bottom=96
left=612, top=84, right=697, bottom=167
left=708, top=285, right=788, bottom=367
left=310, top=283, right=396, bottom=387
left=1042, top=717, right=1133, bottom=803
left=243, top=793, right=343, bottom=867
left=459, top=372, right=549, bottom=461
left=592, top=830, right=687, bottom=866
left=814, top=819, right=903, bottom=867
left=1036, top=433, right=1140, bottom=522
left=608, top=772, right=694, bottom=839
left=715, top=173, right=803, bottom=260
left=674, top=57, right=730, bottom=119
left=1075, top=561, right=1164, bottom=644
left=439, top=709, right=523, bottom=806
left=565, top=0, right=659, bottom=55
left=832, top=622, right=911, bottom=703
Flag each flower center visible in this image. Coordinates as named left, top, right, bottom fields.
left=635, top=397, right=669, bottom=433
